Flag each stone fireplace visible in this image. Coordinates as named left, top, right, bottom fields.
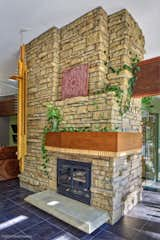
left=44, top=150, right=142, bottom=224
left=19, top=7, right=145, bottom=224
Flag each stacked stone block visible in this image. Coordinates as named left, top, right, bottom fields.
left=58, top=7, right=108, bottom=98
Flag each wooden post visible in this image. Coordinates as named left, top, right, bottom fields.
left=10, top=45, right=27, bottom=173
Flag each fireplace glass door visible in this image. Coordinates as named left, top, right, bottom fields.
left=57, top=159, right=91, bottom=204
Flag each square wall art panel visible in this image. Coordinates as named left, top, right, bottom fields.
left=62, top=64, right=88, bottom=99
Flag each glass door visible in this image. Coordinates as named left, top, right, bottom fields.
left=142, top=113, right=159, bottom=181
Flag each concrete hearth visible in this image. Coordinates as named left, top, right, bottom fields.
left=25, top=190, right=109, bottom=234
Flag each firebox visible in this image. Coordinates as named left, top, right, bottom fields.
left=57, top=159, right=91, bottom=204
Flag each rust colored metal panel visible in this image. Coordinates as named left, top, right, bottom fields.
left=45, top=132, right=142, bottom=152
left=133, top=57, right=160, bottom=97
left=62, top=64, right=88, bottom=99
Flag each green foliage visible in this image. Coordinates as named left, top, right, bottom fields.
left=95, top=83, right=123, bottom=100
left=107, top=56, right=140, bottom=115
left=41, top=104, right=62, bottom=176
left=41, top=127, right=50, bottom=175
left=141, top=97, right=153, bottom=111
left=105, top=85, right=123, bottom=99
left=100, top=126, right=119, bottom=132
left=46, top=103, right=62, bottom=132
left=61, top=127, right=90, bottom=132
left=123, top=57, right=140, bottom=114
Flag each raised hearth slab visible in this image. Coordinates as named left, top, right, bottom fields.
left=25, top=190, right=109, bottom=234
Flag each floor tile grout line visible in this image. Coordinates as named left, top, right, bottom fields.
left=53, top=229, right=74, bottom=240
left=6, top=198, right=27, bottom=208
left=44, top=218, right=70, bottom=231
left=0, top=197, right=49, bottom=233
left=4, top=201, right=48, bottom=224
left=5, top=192, right=32, bottom=201
left=19, top=202, right=53, bottom=221
left=87, top=229, right=104, bottom=240
left=17, top=219, right=45, bottom=233
left=20, top=223, right=66, bottom=239
left=102, top=227, right=129, bottom=239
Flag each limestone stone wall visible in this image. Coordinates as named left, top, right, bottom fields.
left=107, top=9, right=144, bottom=132
left=111, top=153, right=142, bottom=223
left=21, top=27, right=60, bottom=190
left=59, top=7, right=108, bottom=97
left=19, top=7, right=145, bottom=224
left=56, top=93, right=113, bottom=130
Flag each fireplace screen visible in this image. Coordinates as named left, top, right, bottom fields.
left=57, top=159, right=91, bottom=204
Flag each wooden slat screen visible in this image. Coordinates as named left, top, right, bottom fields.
left=10, top=45, right=27, bottom=173
left=133, top=57, right=160, bottom=97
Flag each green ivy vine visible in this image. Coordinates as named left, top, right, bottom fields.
left=141, top=96, right=154, bottom=111
left=100, top=56, right=141, bottom=116
left=41, top=103, right=62, bottom=176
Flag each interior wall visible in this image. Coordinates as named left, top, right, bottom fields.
left=0, top=117, right=9, bottom=146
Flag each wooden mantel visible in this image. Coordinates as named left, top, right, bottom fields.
left=45, top=132, right=142, bottom=157
left=133, top=56, right=160, bottom=97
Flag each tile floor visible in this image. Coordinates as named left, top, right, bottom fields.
left=0, top=179, right=160, bottom=240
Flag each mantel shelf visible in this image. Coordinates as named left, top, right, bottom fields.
left=45, top=132, right=142, bottom=157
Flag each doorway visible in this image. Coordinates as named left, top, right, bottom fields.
left=142, top=112, right=160, bottom=188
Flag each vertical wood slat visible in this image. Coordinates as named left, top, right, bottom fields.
left=133, top=57, right=160, bottom=97
left=16, top=45, right=27, bottom=173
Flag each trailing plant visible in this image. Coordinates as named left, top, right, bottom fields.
left=110, top=56, right=140, bottom=115
left=41, top=103, right=62, bottom=175
left=60, top=127, right=90, bottom=132
left=99, top=56, right=141, bottom=116
left=141, top=96, right=154, bottom=111
left=100, top=126, right=119, bottom=132
left=61, top=125, right=119, bottom=132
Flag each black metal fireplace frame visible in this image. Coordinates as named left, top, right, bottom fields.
left=57, top=158, right=91, bottom=205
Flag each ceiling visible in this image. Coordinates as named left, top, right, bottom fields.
left=0, top=0, right=159, bottom=96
